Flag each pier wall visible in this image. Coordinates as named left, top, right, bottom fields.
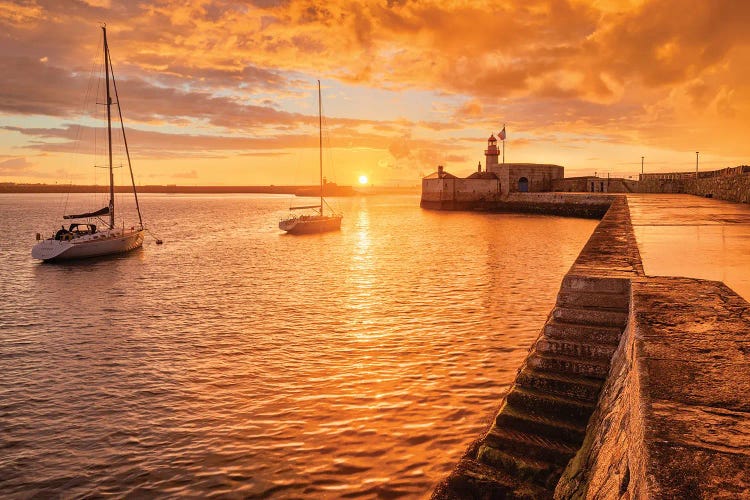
left=420, top=178, right=501, bottom=205
left=420, top=193, right=614, bottom=219
left=639, top=166, right=750, bottom=202
left=555, top=277, right=750, bottom=499
left=431, top=195, right=750, bottom=498
left=552, top=177, right=640, bottom=193
left=684, top=168, right=750, bottom=203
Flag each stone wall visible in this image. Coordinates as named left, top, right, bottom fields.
left=637, top=166, right=750, bottom=201
left=556, top=277, right=750, bottom=498
left=503, top=165, right=565, bottom=194
left=421, top=192, right=614, bottom=218
left=684, top=171, right=750, bottom=203
left=552, top=178, right=639, bottom=193
left=421, top=177, right=501, bottom=205
left=636, top=178, right=685, bottom=193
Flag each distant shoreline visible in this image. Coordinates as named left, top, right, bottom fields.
left=0, top=183, right=420, bottom=195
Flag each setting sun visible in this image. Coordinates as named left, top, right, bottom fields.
left=358, top=175, right=368, bottom=185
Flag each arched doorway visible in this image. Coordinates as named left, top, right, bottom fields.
left=518, top=177, right=529, bottom=192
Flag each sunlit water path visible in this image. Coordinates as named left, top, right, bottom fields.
left=0, top=194, right=596, bottom=497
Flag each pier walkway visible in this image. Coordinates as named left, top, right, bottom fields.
left=627, top=194, right=750, bottom=301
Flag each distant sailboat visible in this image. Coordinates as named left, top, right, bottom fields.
left=279, top=80, right=342, bottom=234
left=32, top=26, right=146, bottom=261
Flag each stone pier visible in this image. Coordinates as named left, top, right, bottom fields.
left=429, top=195, right=750, bottom=499
left=421, top=192, right=614, bottom=219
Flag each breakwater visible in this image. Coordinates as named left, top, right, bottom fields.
left=428, top=194, right=750, bottom=498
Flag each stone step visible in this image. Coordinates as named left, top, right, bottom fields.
left=515, top=368, right=603, bottom=404
left=483, top=426, right=578, bottom=466
left=476, top=443, right=562, bottom=489
left=496, top=404, right=587, bottom=445
left=544, top=319, right=623, bottom=345
left=434, top=457, right=551, bottom=500
left=551, top=306, right=629, bottom=328
left=536, top=337, right=617, bottom=361
left=556, top=290, right=629, bottom=311
left=561, top=275, right=630, bottom=295
left=528, top=352, right=611, bottom=379
left=506, top=387, right=596, bottom=424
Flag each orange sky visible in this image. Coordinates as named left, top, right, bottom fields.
left=0, top=0, right=748, bottom=186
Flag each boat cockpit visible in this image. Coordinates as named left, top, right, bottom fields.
left=54, top=223, right=97, bottom=241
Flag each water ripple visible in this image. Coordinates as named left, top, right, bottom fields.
left=0, top=193, right=595, bottom=498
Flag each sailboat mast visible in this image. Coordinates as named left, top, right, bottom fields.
left=318, top=80, right=323, bottom=216
left=103, top=26, right=115, bottom=229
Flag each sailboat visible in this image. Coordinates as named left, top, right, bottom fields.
left=32, top=26, right=145, bottom=261
left=279, top=80, right=342, bottom=234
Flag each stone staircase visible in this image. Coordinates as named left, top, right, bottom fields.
left=433, top=275, right=630, bottom=499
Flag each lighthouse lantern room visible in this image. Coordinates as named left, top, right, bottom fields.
left=484, top=134, right=499, bottom=171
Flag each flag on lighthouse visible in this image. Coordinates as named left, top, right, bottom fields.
left=499, top=126, right=506, bottom=141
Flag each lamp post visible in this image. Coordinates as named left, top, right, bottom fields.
left=696, top=151, right=699, bottom=178
left=641, top=156, right=644, bottom=175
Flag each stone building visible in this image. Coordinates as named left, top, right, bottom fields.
left=421, top=134, right=564, bottom=208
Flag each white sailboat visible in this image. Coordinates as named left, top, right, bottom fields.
left=279, top=80, right=342, bottom=234
left=32, top=26, right=146, bottom=261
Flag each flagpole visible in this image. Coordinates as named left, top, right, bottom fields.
left=502, top=123, right=505, bottom=164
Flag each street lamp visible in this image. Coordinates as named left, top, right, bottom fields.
left=641, top=156, right=644, bottom=175
left=696, top=151, right=699, bottom=178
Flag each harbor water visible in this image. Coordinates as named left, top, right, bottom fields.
left=0, top=193, right=597, bottom=497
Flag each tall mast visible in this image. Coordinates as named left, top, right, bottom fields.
left=103, top=26, right=115, bottom=229
left=318, top=80, right=323, bottom=216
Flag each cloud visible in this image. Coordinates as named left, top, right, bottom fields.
left=455, top=99, right=482, bottom=118
left=0, top=0, right=748, bottom=182
left=2, top=123, right=448, bottom=162
left=0, top=157, right=33, bottom=175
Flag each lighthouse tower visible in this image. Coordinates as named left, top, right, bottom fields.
left=485, top=134, right=500, bottom=173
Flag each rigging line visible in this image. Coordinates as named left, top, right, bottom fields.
left=108, top=46, right=143, bottom=229
left=319, top=100, right=342, bottom=212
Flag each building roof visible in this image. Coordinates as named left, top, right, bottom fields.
left=466, top=171, right=499, bottom=179
left=488, top=134, right=496, bottom=141
left=500, top=163, right=564, bottom=169
left=423, top=170, right=458, bottom=179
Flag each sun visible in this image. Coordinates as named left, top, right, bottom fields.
left=358, top=175, right=368, bottom=185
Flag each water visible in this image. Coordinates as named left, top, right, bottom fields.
left=0, top=193, right=596, bottom=498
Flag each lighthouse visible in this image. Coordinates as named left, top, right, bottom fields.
left=485, top=134, right=500, bottom=172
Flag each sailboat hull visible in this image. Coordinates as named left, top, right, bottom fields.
left=279, top=215, right=342, bottom=234
left=32, top=229, right=145, bottom=261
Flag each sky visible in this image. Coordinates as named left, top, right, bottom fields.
left=0, top=0, right=749, bottom=186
